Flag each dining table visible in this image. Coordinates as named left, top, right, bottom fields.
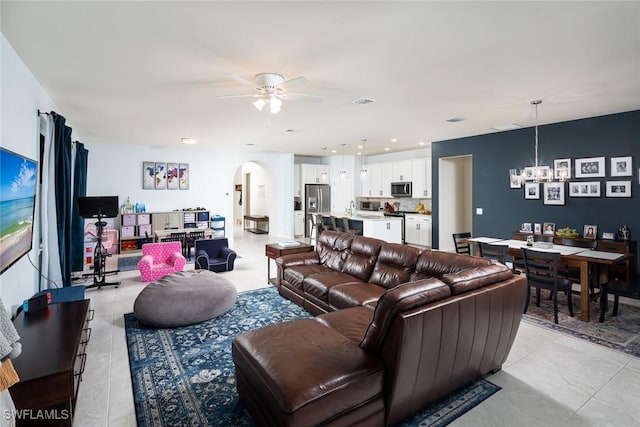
left=467, top=237, right=627, bottom=322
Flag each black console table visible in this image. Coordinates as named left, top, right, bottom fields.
left=10, top=300, right=92, bottom=426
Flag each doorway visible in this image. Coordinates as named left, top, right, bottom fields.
left=438, top=155, right=473, bottom=251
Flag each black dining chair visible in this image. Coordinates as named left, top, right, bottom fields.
left=599, top=276, right=640, bottom=322
left=479, top=242, right=521, bottom=274
left=452, top=232, right=471, bottom=255
left=186, top=230, right=206, bottom=260
left=521, top=247, right=574, bottom=324
left=169, top=232, right=187, bottom=257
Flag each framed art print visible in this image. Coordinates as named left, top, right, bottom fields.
left=509, top=169, right=521, bottom=188
left=583, top=225, right=597, bottom=239
left=179, top=163, right=189, bottom=190
left=605, top=181, right=631, bottom=197
left=167, top=163, right=179, bottom=190
left=143, top=161, right=155, bottom=189
left=568, top=181, right=600, bottom=197
left=154, top=162, right=167, bottom=189
left=543, top=182, right=565, bottom=205
left=610, top=156, right=632, bottom=177
left=554, top=158, right=571, bottom=180
left=575, top=157, right=605, bottom=178
left=543, top=222, right=556, bottom=235
left=524, top=182, right=540, bottom=199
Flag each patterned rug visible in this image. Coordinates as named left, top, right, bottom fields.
left=522, top=289, right=640, bottom=358
left=125, top=286, right=500, bottom=427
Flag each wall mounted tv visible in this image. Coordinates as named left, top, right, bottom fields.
left=0, top=147, right=38, bottom=275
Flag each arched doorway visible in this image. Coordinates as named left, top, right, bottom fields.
left=232, top=161, right=272, bottom=237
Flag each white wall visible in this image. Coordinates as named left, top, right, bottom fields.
left=0, top=34, right=58, bottom=312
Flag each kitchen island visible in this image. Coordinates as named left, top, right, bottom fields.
left=331, top=213, right=403, bottom=244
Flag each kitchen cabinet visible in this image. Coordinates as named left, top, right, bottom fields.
left=405, top=214, right=432, bottom=247
left=392, top=160, right=412, bottom=182
left=294, top=164, right=302, bottom=196
left=152, top=212, right=182, bottom=231
left=380, top=163, right=393, bottom=197
left=294, top=211, right=305, bottom=236
left=411, top=158, right=431, bottom=198
left=360, top=164, right=372, bottom=196
left=362, top=217, right=402, bottom=244
left=302, top=164, right=330, bottom=184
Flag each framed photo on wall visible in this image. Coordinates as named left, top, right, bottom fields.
left=568, top=181, right=600, bottom=197
left=179, top=163, right=189, bottom=190
left=554, top=158, right=571, bottom=180
left=605, top=181, right=631, bottom=197
left=167, top=163, right=179, bottom=190
left=524, top=182, right=540, bottom=199
left=154, top=162, right=167, bottom=189
left=543, top=182, right=565, bottom=205
left=610, top=156, right=632, bottom=177
left=142, top=161, right=155, bottom=189
left=575, top=157, right=605, bottom=178
left=509, top=169, right=522, bottom=188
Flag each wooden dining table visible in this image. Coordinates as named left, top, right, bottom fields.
left=467, top=237, right=627, bottom=322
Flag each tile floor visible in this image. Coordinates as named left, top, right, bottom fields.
left=73, top=228, right=640, bottom=426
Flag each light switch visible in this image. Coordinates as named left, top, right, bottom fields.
left=476, top=208, right=483, bottom=215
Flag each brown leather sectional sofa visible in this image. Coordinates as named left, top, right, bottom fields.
left=232, top=231, right=527, bottom=426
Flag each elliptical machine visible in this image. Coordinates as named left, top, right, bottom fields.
left=78, top=196, right=121, bottom=289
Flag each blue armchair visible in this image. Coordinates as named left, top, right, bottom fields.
left=194, top=238, right=237, bottom=272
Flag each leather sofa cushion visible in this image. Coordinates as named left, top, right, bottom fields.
left=284, top=265, right=329, bottom=291
left=410, top=250, right=491, bottom=281
left=328, top=282, right=387, bottom=310
left=232, top=319, right=384, bottom=419
left=276, top=251, right=320, bottom=269
left=303, top=271, right=363, bottom=302
left=441, top=263, right=513, bottom=295
left=342, top=236, right=383, bottom=281
left=360, top=278, right=452, bottom=352
left=314, top=307, right=374, bottom=344
left=368, top=243, right=420, bottom=288
left=317, top=231, right=353, bottom=272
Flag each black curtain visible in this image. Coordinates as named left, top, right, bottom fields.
left=53, top=113, right=73, bottom=286
left=71, top=142, right=88, bottom=272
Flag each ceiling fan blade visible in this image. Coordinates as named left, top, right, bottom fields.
left=283, top=92, right=323, bottom=103
left=277, top=76, right=311, bottom=90
left=224, top=73, right=257, bottom=88
left=216, top=93, right=258, bottom=99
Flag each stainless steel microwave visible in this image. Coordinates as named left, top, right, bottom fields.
left=391, top=182, right=412, bottom=197
left=359, top=200, right=380, bottom=211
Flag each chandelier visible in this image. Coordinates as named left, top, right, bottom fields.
left=253, top=95, right=282, bottom=114
left=516, top=100, right=568, bottom=183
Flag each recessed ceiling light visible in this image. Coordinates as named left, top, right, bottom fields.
left=357, top=144, right=363, bottom=149
left=357, top=152, right=362, bottom=155
left=331, top=150, right=337, bottom=153
left=245, top=143, right=255, bottom=146
left=446, top=117, right=465, bottom=123
left=418, top=141, right=426, bottom=146
left=490, top=124, right=522, bottom=131
left=181, top=138, right=197, bottom=145
left=384, top=147, right=390, bottom=151
left=390, top=138, right=398, bottom=142
left=285, top=129, right=295, bottom=133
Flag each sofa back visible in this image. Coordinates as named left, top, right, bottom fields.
left=410, top=250, right=491, bottom=281
left=360, top=265, right=527, bottom=426
left=368, top=243, right=420, bottom=289
left=317, top=231, right=353, bottom=271
left=341, top=236, right=383, bottom=281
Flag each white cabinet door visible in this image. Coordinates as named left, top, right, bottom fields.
left=404, top=218, right=421, bottom=245
left=301, top=164, right=330, bottom=184
left=294, top=211, right=304, bottom=236
left=392, top=160, right=412, bottom=182
left=360, top=164, right=372, bottom=196
left=317, top=165, right=330, bottom=184
left=380, top=163, right=393, bottom=197
left=419, top=216, right=432, bottom=247
left=294, top=164, right=301, bottom=196
left=368, top=163, right=382, bottom=197
left=411, top=158, right=426, bottom=198
left=363, top=220, right=402, bottom=244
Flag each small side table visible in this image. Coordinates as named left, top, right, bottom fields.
left=265, top=242, right=314, bottom=285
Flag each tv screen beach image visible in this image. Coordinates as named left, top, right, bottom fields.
left=0, top=148, right=37, bottom=274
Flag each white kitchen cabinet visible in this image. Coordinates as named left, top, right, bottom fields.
left=294, top=164, right=301, bottom=197
left=380, top=163, right=393, bottom=197
left=411, top=158, right=431, bottom=198
left=405, top=214, right=432, bottom=247
left=368, top=163, right=382, bottom=196
left=360, top=164, right=372, bottom=196
left=301, top=164, right=330, bottom=184
left=294, top=211, right=305, bottom=236
left=363, top=218, right=402, bottom=244
left=392, top=160, right=412, bottom=182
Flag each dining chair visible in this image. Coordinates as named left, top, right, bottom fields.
left=452, top=232, right=471, bottom=255
left=521, top=247, right=574, bottom=324
left=559, top=238, right=598, bottom=297
left=599, top=277, right=640, bottom=322
left=170, top=232, right=187, bottom=257
left=186, top=230, right=206, bottom=260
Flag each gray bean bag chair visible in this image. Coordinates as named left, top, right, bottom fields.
left=134, top=270, right=237, bottom=328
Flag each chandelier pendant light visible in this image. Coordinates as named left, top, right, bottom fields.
left=359, top=139, right=368, bottom=181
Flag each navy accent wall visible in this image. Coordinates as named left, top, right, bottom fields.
left=432, top=110, right=640, bottom=269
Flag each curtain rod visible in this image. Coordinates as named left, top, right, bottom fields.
left=37, top=109, right=51, bottom=116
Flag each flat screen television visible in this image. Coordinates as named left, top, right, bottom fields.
left=78, top=196, right=119, bottom=219
left=0, top=147, right=38, bottom=275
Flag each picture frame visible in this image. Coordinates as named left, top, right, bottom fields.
left=167, top=163, right=179, bottom=190
left=602, top=232, right=614, bottom=240
left=553, top=158, right=571, bottom=180
left=523, top=166, right=550, bottom=181
left=179, top=163, right=190, bottom=190
left=534, top=223, right=541, bottom=234
left=524, top=182, right=540, bottom=199
left=142, top=161, right=155, bottom=189
left=583, top=225, right=597, bottom=239
left=520, top=222, right=532, bottom=233
left=605, top=180, right=631, bottom=197
left=542, top=222, right=556, bottom=235
left=543, top=182, right=565, bottom=205
left=575, top=156, right=605, bottom=178
left=610, top=156, right=632, bottom=177
left=509, top=169, right=521, bottom=188
left=568, top=181, right=600, bottom=197
left=154, top=162, right=167, bottom=189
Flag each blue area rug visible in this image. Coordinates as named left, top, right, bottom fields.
left=125, top=287, right=500, bottom=426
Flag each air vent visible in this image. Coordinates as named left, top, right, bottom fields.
left=353, top=98, right=376, bottom=105
left=446, top=117, right=465, bottom=123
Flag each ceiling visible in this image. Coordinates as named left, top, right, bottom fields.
left=2, top=1, right=639, bottom=157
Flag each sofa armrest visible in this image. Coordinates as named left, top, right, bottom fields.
left=275, top=252, right=320, bottom=268
left=221, top=247, right=237, bottom=269
left=441, top=263, right=513, bottom=295
left=195, top=250, right=210, bottom=270
left=168, top=251, right=187, bottom=269
left=137, top=254, right=153, bottom=271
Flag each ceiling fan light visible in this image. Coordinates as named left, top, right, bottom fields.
left=269, top=96, right=282, bottom=114
left=253, top=98, right=266, bottom=111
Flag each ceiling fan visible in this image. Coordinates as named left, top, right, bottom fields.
left=217, top=72, right=322, bottom=113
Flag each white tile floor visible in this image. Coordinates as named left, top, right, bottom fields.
left=73, top=228, right=640, bottom=426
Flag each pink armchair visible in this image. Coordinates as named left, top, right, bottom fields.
left=137, top=242, right=187, bottom=282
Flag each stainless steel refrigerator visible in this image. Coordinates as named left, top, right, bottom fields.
left=305, top=184, right=331, bottom=237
